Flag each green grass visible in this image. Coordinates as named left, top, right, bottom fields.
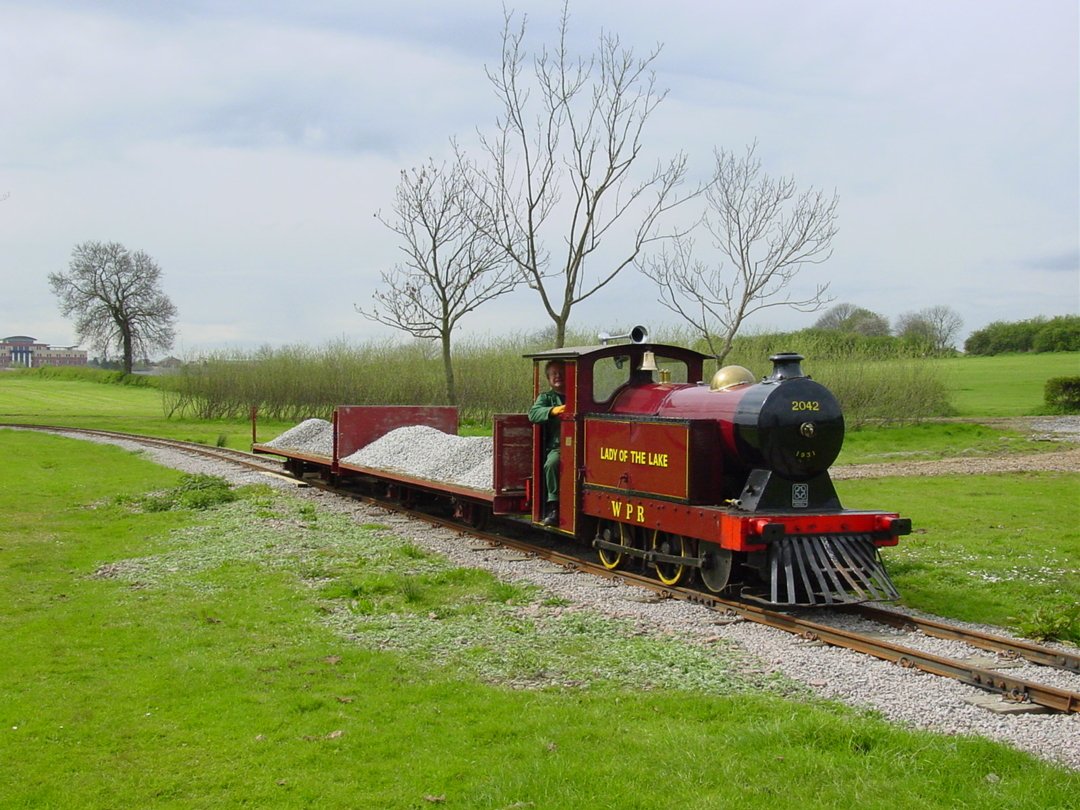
left=842, top=472, right=1080, bottom=642
left=0, top=375, right=296, bottom=449
left=3, top=430, right=1077, bottom=807
left=838, top=421, right=1060, bottom=465
left=932, top=352, right=1079, bottom=416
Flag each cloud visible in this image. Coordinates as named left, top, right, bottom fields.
left=1023, top=250, right=1080, bottom=274
left=2, top=0, right=1077, bottom=354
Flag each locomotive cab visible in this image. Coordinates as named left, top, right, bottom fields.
left=523, top=328, right=706, bottom=535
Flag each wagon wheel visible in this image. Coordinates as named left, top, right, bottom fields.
left=652, top=531, right=689, bottom=586
left=455, top=501, right=490, bottom=530
left=468, top=506, right=491, bottom=530
left=699, top=541, right=733, bottom=593
left=597, top=520, right=633, bottom=570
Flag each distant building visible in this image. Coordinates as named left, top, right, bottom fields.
left=0, top=336, right=88, bottom=368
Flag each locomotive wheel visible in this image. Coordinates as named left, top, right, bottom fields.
left=652, top=531, right=689, bottom=586
left=597, top=520, right=631, bottom=570
left=699, top=542, right=733, bottom=593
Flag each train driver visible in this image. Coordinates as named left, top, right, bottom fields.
left=528, top=359, right=566, bottom=526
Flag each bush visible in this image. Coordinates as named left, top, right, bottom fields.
left=175, top=474, right=238, bottom=510
left=811, top=360, right=952, bottom=427
left=965, top=315, right=1080, bottom=355
left=1044, top=377, right=1080, bottom=413
left=1032, top=317, right=1080, bottom=352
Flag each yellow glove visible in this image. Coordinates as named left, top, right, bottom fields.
left=550, top=404, right=566, bottom=416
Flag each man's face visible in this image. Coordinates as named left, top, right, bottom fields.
left=546, top=364, right=564, bottom=393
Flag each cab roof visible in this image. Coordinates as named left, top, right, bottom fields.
left=523, top=342, right=710, bottom=364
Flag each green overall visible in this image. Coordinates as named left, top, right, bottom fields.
left=528, top=388, right=565, bottom=504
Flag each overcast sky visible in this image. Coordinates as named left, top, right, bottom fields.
left=2, top=0, right=1077, bottom=356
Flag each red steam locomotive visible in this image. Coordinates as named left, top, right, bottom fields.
left=255, top=328, right=909, bottom=606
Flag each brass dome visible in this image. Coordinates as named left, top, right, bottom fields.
left=710, top=365, right=756, bottom=391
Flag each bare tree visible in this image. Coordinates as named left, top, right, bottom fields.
left=895, top=305, right=963, bottom=351
left=814, top=302, right=891, bottom=337
left=639, top=143, right=837, bottom=363
left=49, top=241, right=177, bottom=374
left=358, top=160, right=518, bottom=404
left=459, top=2, right=694, bottom=347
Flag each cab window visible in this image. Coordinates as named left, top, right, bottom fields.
left=592, top=355, right=628, bottom=403
left=655, top=355, right=689, bottom=384
left=591, top=354, right=690, bottom=404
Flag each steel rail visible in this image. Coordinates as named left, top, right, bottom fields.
left=724, top=601, right=1080, bottom=714
left=12, top=424, right=1078, bottom=714
left=534, top=550, right=1080, bottom=713
left=843, top=604, right=1080, bottom=674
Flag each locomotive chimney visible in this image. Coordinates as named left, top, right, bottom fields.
left=767, top=353, right=806, bottom=381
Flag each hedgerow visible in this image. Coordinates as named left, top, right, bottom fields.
left=13, top=366, right=159, bottom=387
left=964, top=315, right=1080, bottom=355
left=161, top=326, right=951, bottom=427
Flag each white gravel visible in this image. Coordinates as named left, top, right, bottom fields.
left=262, top=418, right=333, bottom=457
left=27, top=427, right=1080, bottom=772
left=1022, top=415, right=1080, bottom=443
left=341, top=425, right=494, bottom=491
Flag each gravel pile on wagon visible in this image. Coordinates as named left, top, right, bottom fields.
left=342, top=425, right=493, bottom=491
left=263, top=418, right=333, bottom=457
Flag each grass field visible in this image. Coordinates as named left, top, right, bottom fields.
left=2, top=355, right=1078, bottom=804
left=0, top=376, right=295, bottom=449
left=3, top=431, right=1077, bottom=808
left=932, top=352, right=1079, bottom=416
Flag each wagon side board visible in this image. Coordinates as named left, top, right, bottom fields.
left=333, top=405, right=459, bottom=463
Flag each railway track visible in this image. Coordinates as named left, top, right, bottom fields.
left=841, top=603, right=1080, bottom=673
left=10, top=424, right=1079, bottom=715
left=457, top=526, right=1080, bottom=714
